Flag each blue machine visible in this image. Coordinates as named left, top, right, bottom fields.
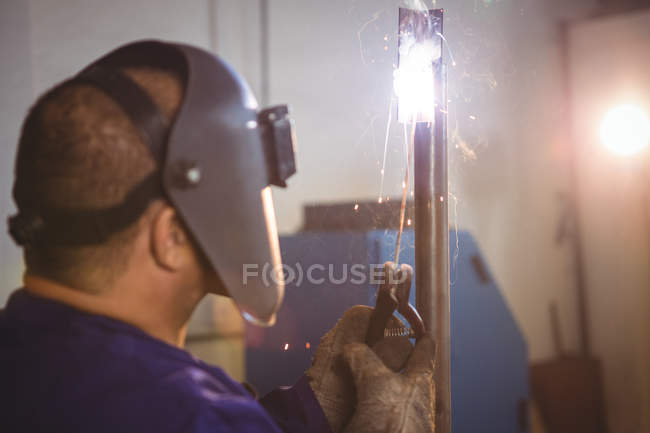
left=246, top=230, right=528, bottom=433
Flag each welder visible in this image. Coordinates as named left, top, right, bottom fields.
left=0, top=40, right=435, bottom=433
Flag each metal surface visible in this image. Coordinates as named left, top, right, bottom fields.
left=414, top=121, right=435, bottom=332
left=410, top=8, right=450, bottom=431
left=433, top=61, right=451, bottom=433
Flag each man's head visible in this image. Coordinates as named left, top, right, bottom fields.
left=9, top=40, right=295, bottom=326
left=13, top=66, right=216, bottom=295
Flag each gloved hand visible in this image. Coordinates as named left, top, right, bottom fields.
left=342, top=335, right=436, bottom=433
left=306, top=306, right=413, bottom=432
left=306, top=263, right=416, bottom=433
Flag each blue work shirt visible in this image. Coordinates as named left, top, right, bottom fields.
left=0, top=289, right=331, bottom=433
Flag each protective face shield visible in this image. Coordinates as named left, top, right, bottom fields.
left=8, top=40, right=297, bottom=325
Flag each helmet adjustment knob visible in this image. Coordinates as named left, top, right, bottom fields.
left=186, top=166, right=202, bottom=185
left=170, top=160, right=202, bottom=189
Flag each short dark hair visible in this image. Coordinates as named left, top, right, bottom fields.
left=13, top=67, right=182, bottom=292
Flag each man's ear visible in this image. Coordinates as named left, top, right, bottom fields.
left=150, top=205, right=188, bottom=271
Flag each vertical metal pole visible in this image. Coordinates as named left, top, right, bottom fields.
left=415, top=122, right=435, bottom=332
left=434, top=62, right=450, bottom=433
left=413, top=66, right=450, bottom=433
left=407, top=8, right=450, bottom=432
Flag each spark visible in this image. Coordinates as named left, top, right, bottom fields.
left=352, top=114, right=378, bottom=150
left=436, top=31, right=457, bottom=67
left=407, top=218, right=412, bottom=226
left=452, top=123, right=477, bottom=161
left=354, top=204, right=359, bottom=211
left=305, top=342, right=311, bottom=349
left=378, top=98, right=394, bottom=200
left=283, top=343, right=289, bottom=351
left=378, top=197, right=383, bottom=204
left=469, top=115, right=476, bottom=120
left=357, top=10, right=385, bottom=66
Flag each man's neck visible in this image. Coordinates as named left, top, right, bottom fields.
left=23, top=274, right=204, bottom=347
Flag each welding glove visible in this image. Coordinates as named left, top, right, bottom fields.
left=306, top=298, right=414, bottom=431
left=342, top=335, right=436, bottom=433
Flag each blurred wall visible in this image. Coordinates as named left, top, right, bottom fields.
left=569, top=10, right=650, bottom=432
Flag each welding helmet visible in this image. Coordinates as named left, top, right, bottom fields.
left=8, top=40, right=296, bottom=325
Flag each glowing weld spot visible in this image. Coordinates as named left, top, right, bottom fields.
left=394, top=26, right=441, bottom=123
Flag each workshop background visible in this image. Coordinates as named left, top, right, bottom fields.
left=1, top=1, right=649, bottom=432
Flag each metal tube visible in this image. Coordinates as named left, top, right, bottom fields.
left=415, top=122, right=435, bottom=331
left=400, top=7, right=449, bottom=431
left=434, top=63, right=450, bottom=433
left=414, top=66, right=450, bottom=433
